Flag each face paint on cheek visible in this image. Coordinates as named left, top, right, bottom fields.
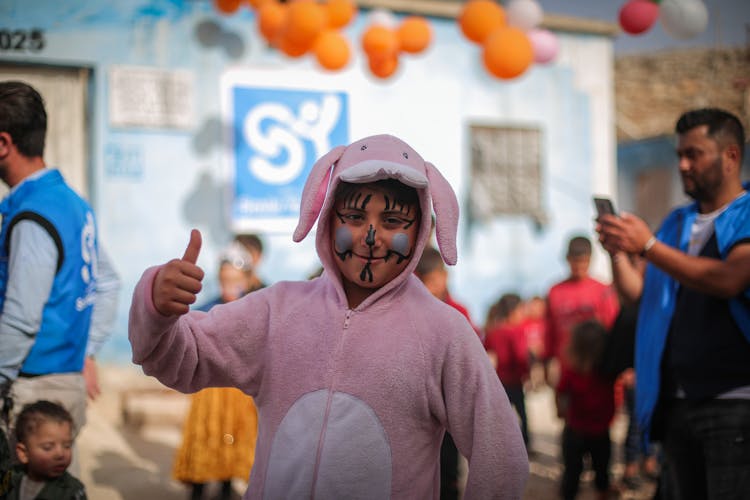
left=385, top=232, right=412, bottom=264
left=334, top=226, right=353, bottom=262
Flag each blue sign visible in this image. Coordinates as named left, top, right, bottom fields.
left=230, top=86, right=349, bottom=233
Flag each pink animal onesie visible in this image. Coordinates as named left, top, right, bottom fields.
left=129, top=134, right=529, bottom=499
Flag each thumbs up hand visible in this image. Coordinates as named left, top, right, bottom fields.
left=152, top=229, right=205, bottom=316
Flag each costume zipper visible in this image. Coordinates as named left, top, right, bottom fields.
left=310, top=309, right=353, bottom=499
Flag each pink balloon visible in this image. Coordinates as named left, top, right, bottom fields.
left=528, top=28, right=558, bottom=64
left=618, top=0, right=659, bottom=35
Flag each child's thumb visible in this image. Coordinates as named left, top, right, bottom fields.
left=182, top=229, right=202, bottom=264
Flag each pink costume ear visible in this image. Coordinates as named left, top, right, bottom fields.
left=293, top=145, right=346, bottom=242
left=425, top=162, right=459, bottom=265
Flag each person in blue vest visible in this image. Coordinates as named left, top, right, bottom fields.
left=0, top=81, right=119, bottom=475
left=597, top=108, right=750, bottom=500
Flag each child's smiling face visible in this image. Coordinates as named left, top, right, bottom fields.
left=331, top=180, right=420, bottom=307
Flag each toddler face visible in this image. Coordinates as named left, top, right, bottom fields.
left=17, top=420, right=73, bottom=481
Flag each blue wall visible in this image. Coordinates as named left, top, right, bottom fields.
left=0, top=0, right=615, bottom=362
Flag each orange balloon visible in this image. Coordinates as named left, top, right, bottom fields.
left=284, top=1, right=327, bottom=47
left=246, top=0, right=271, bottom=9
left=314, top=30, right=351, bottom=70
left=459, top=0, right=506, bottom=44
left=278, top=34, right=311, bottom=57
left=325, top=0, right=357, bottom=29
left=215, top=0, right=242, bottom=14
left=368, top=53, right=399, bottom=79
left=257, top=1, right=287, bottom=43
left=397, top=16, right=432, bottom=54
left=361, top=25, right=399, bottom=60
left=482, top=26, right=533, bottom=79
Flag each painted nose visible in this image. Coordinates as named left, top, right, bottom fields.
left=365, top=224, right=376, bottom=247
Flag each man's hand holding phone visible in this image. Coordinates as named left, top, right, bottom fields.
left=593, top=197, right=617, bottom=219
left=594, top=196, right=620, bottom=254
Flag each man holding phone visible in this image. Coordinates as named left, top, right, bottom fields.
left=597, top=108, right=750, bottom=499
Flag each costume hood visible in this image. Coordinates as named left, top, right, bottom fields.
left=293, top=134, right=459, bottom=304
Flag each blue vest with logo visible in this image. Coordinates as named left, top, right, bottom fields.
left=0, top=169, right=97, bottom=375
left=634, top=183, right=750, bottom=443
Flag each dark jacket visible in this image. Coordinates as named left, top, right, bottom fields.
left=4, top=467, right=86, bottom=500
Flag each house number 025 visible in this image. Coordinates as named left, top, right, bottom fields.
left=0, top=29, right=45, bottom=52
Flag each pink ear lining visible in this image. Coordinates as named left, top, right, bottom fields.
left=425, top=162, right=459, bottom=265
left=293, top=145, right=346, bottom=242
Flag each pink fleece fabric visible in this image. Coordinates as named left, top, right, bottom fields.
left=129, top=135, right=528, bottom=499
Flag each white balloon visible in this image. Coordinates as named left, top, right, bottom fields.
left=660, top=0, right=709, bottom=40
left=507, top=0, right=544, bottom=31
left=367, top=8, right=398, bottom=29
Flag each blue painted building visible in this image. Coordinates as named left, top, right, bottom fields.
left=0, top=0, right=618, bottom=363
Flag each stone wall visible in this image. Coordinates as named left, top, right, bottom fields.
left=615, top=46, right=750, bottom=142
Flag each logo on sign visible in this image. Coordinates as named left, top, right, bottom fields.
left=231, top=87, right=349, bottom=231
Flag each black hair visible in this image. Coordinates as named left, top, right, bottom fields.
left=234, top=233, right=264, bottom=257
left=334, top=178, right=420, bottom=212
left=415, top=246, right=444, bottom=277
left=676, top=108, right=745, bottom=163
left=0, top=81, right=47, bottom=158
left=15, top=400, right=73, bottom=444
left=566, top=235, right=592, bottom=258
left=566, top=319, right=607, bottom=374
left=487, top=293, right=522, bottom=326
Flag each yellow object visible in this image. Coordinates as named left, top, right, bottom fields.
left=172, top=387, right=258, bottom=483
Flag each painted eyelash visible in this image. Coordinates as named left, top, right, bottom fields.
left=383, top=195, right=414, bottom=217
left=343, top=192, right=372, bottom=210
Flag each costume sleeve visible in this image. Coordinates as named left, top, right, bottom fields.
left=0, top=221, right=56, bottom=382
left=438, top=331, right=529, bottom=499
left=128, top=266, right=270, bottom=394
left=86, top=244, right=121, bottom=357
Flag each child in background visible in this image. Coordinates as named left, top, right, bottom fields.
left=521, top=296, right=547, bottom=391
left=415, top=246, right=480, bottom=337
left=484, top=293, right=531, bottom=449
left=173, top=241, right=262, bottom=500
left=8, top=400, right=86, bottom=499
left=128, top=134, right=528, bottom=499
left=556, top=319, right=615, bottom=500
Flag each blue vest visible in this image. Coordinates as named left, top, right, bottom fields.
left=0, top=169, right=97, bottom=375
left=635, top=183, right=750, bottom=442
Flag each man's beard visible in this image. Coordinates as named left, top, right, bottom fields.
left=682, top=156, right=723, bottom=202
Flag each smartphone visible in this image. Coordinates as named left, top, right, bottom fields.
left=593, top=197, right=617, bottom=218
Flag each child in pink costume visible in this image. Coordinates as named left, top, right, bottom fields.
left=128, top=134, right=528, bottom=499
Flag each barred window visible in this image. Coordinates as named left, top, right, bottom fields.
left=469, top=125, right=545, bottom=224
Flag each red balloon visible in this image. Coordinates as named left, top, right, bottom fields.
left=618, top=0, right=659, bottom=35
